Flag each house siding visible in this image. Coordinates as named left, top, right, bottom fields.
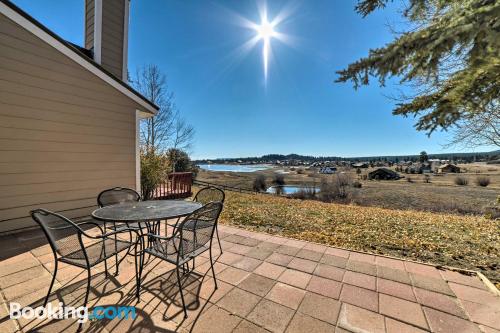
left=0, top=13, right=141, bottom=233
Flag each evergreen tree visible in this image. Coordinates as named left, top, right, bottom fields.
left=420, top=151, right=429, bottom=163
left=337, top=0, right=499, bottom=134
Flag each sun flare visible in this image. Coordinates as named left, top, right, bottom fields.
left=257, top=19, right=276, bottom=40
left=222, top=1, right=296, bottom=85
left=255, top=18, right=276, bottom=81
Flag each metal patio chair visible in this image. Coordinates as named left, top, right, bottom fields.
left=136, top=201, right=223, bottom=318
left=31, top=209, right=141, bottom=331
left=192, top=186, right=225, bottom=253
left=97, top=187, right=146, bottom=273
left=97, top=187, right=141, bottom=208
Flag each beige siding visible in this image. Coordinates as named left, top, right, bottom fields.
left=84, top=0, right=94, bottom=50
left=0, top=13, right=142, bottom=233
left=101, top=0, right=125, bottom=79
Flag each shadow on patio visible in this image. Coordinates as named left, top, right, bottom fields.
left=1, top=225, right=499, bottom=333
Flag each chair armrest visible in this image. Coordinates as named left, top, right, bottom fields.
left=82, top=226, right=140, bottom=240
left=145, top=233, right=174, bottom=241
left=76, top=220, right=104, bottom=234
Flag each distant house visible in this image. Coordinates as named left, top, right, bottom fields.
left=353, top=163, right=369, bottom=169
left=319, top=167, right=336, bottom=174
left=415, top=162, right=432, bottom=174
left=438, top=164, right=461, bottom=173
left=368, top=168, right=401, bottom=180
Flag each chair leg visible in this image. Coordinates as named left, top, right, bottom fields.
left=114, top=222, right=119, bottom=275
left=215, top=225, right=223, bottom=254
left=135, top=238, right=143, bottom=302
left=43, top=259, right=57, bottom=307
left=103, top=223, right=108, bottom=278
left=209, top=247, right=218, bottom=289
left=103, top=251, right=108, bottom=278
left=77, top=268, right=92, bottom=332
left=175, top=265, right=188, bottom=318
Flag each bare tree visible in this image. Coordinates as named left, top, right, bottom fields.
left=172, top=118, right=195, bottom=152
left=444, top=102, right=500, bottom=149
left=133, top=65, right=194, bottom=153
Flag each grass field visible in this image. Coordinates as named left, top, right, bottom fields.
left=217, top=190, right=500, bottom=285
left=196, top=162, right=499, bottom=215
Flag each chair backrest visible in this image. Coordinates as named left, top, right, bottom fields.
left=193, top=186, right=225, bottom=205
left=31, top=209, right=84, bottom=257
left=176, top=201, right=223, bottom=259
left=97, top=187, right=141, bottom=207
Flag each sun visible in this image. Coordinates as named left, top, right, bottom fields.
left=257, top=19, right=276, bottom=40
left=255, top=17, right=276, bottom=82
left=221, top=1, right=296, bottom=85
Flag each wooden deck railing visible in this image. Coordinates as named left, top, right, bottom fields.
left=153, top=172, right=193, bottom=199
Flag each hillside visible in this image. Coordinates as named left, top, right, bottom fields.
left=217, top=190, right=500, bottom=285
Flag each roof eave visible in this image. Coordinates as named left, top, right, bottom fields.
left=0, top=0, right=159, bottom=115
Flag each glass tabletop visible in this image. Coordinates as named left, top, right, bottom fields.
left=91, top=200, right=202, bottom=222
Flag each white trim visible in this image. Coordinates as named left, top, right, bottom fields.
left=0, top=1, right=157, bottom=114
left=135, top=110, right=141, bottom=192
left=122, top=0, right=130, bottom=81
left=93, top=0, right=102, bottom=64
left=135, top=110, right=152, bottom=192
left=138, top=110, right=153, bottom=119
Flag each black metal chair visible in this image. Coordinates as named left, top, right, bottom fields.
left=97, top=187, right=141, bottom=208
left=192, top=186, right=225, bottom=253
left=97, top=187, right=146, bottom=273
left=137, top=202, right=223, bottom=318
left=31, top=209, right=141, bottom=331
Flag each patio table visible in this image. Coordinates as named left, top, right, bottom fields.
left=91, top=200, right=202, bottom=223
left=91, top=200, right=203, bottom=296
left=91, top=199, right=202, bottom=236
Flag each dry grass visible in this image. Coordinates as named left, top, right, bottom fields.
left=218, top=190, right=500, bottom=284
left=196, top=163, right=499, bottom=215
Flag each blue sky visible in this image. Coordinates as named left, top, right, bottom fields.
left=11, top=0, right=496, bottom=159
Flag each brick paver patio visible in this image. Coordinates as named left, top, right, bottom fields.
left=0, top=224, right=499, bottom=332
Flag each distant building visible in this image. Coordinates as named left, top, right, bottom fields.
left=353, top=163, right=369, bottom=169
left=438, top=164, right=461, bottom=173
left=368, top=168, right=401, bottom=180
left=319, top=167, right=336, bottom=174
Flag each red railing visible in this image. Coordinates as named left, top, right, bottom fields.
left=153, top=172, right=193, bottom=199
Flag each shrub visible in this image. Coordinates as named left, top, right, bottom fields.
left=274, top=186, right=285, bottom=196
left=484, top=196, right=500, bottom=219
left=140, top=151, right=167, bottom=200
left=423, top=175, right=431, bottom=183
left=165, top=148, right=193, bottom=173
left=484, top=206, right=500, bottom=220
left=318, top=174, right=351, bottom=202
left=253, top=174, right=267, bottom=192
left=406, top=177, right=413, bottom=183
left=290, top=186, right=316, bottom=200
left=475, top=176, right=491, bottom=187
left=352, top=180, right=363, bottom=188
left=454, top=176, right=468, bottom=186
left=273, top=173, right=286, bottom=186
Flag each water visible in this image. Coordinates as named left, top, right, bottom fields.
left=266, top=185, right=320, bottom=195
left=197, top=164, right=271, bottom=173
